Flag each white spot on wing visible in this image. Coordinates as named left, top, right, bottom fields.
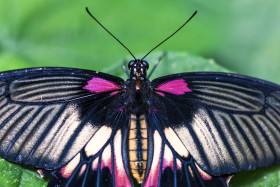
left=85, top=126, right=112, bottom=157
left=176, top=158, right=182, bottom=169
left=101, top=144, right=112, bottom=172
left=60, top=153, right=81, bottom=178
left=163, top=145, right=173, bottom=167
left=114, top=130, right=124, bottom=171
left=164, top=127, right=189, bottom=158
left=92, top=158, right=99, bottom=170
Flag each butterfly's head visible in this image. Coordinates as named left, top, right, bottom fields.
left=128, top=59, right=149, bottom=80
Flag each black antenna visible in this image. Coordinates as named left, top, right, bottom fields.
left=141, top=11, right=197, bottom=61
left=86, top=7, right=136, bottom=60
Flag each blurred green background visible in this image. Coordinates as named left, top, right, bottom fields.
left=0, top=0, right=280, bottom=186
left=0, top=0, right=280, bottom=82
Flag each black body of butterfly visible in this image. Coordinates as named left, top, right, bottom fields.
left=1, top=7, right=280, bottom=187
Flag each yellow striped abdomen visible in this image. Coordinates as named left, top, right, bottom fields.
left=128, top=114, right=148, bottom=184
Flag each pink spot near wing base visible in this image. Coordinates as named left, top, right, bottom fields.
left=110, top=91, right=120, bottom=95
left=156, top=79, right=192, bottom=95
left=155, top=92, right=165, bottom=97
left=83, top=77, right=120, bottom=93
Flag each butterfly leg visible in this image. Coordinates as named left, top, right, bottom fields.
left=147, top=51, right=167, bottom=79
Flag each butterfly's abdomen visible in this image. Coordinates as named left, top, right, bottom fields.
left=128, top=114, right=148, bottom=184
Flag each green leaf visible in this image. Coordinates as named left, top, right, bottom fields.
left=0, top=159, right=48, bottom=187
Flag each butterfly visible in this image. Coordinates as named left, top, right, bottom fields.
left=0, top=7, right=280, bottom=187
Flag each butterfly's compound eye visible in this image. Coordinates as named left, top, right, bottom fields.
left=128, top=60, right=135, bottom=69
left=142, top=61, right=149, bottom=70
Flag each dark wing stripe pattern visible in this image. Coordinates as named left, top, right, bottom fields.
left=151, top=93, right=212, bottom=171
left=4, top=105, right=41, bottom=154
left=0, top=104, right=22, bottom=128
left=144, top=110, right=229, bottom=187
left=190, top=80, right=264, bottom=111
left=10, top=76, right=89, bottom=102
left=55, top=95, right=123, bottom=165
left=184, top=107, right=280, bottom=174
left=252, top=115, right=279, bottom=159
left=190, top=109, right=236, bottom=173
left=6, top=106, right=43, bottom=154
left=233, top=114, right=271, bottom=162
left=266, top=108, right=280, bottom=131
left=0, top=82, right=5, bottom=96
left=206, top=110, right=241, bottom=169
left=211, top=111, right=255, bottom=168
left=0, top=98, right=7, bottom=108
left=151, top=73, right=280, bottom=176
left=48, top=110, right=132, bottom=187
left=269, top=93, right=280, bottom=115
left=0, top=68, right=125, bottom=170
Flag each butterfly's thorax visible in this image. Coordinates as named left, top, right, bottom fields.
left=125, top=79, right=151, bottom=114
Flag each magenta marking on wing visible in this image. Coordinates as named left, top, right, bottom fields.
left=162, top=160, right=174, bottom=172
left=114, top=130, right=131, bottom=186
left=83, top=77, right=120, bottom=93
left=114, top=152, right=131, bottom=186
left=145, top=132, right=161, bottom=186
left=155, top=79, right=192, bottom=95
left=118, top=106, right=124, bottom=112
left=155, top=91, right=165, bottom=97
left=145, top=162, right=160, bottom=187
left=161, top=145, right=174, bottom=172
left=110, top=91, right=120, bottom=95
left=37, top=169, right=45, bottom=178
left=152, top=107, right=158, bottom=112
left=162, top=156, right=174, bottom=171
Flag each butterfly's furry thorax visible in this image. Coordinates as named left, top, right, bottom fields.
left=123, top=79, right=152, bottom=115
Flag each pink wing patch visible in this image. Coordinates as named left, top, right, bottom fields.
left=83, top=77, right=120, bottom=93
left=155, top=79, right=192, bottom=96
left=114, top=130, right=131, bottom=186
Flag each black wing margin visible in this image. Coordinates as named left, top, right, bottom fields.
left=151, top=72, right=280, bottom=177
left=0, top=67, right=124, bottom=170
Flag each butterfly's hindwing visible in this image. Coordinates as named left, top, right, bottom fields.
left=48, top=109, right=132, bottom=187
left=144, top=111, right=230, bottom=186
